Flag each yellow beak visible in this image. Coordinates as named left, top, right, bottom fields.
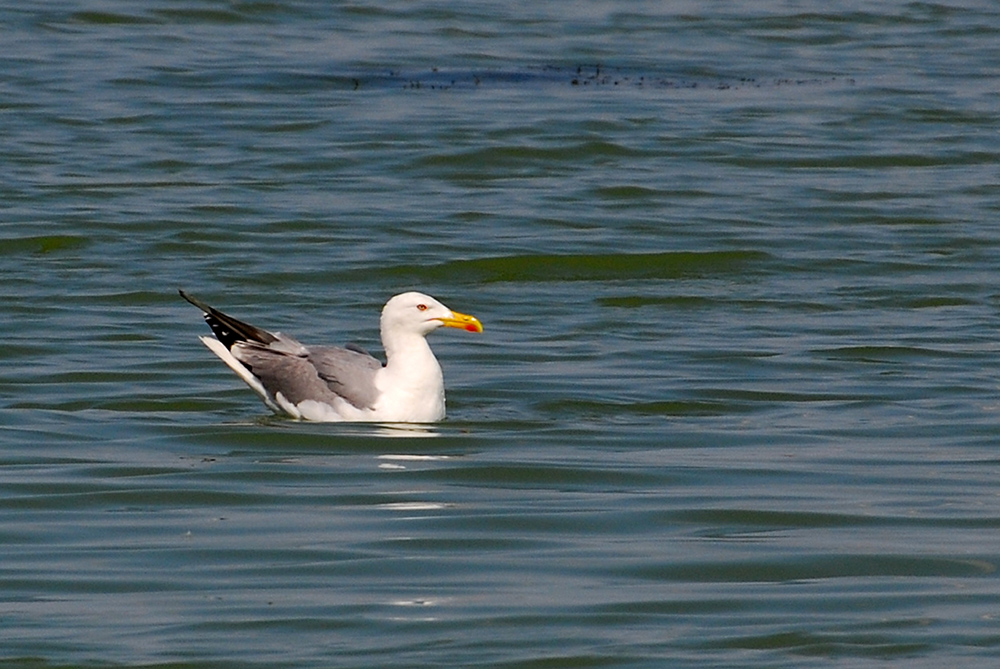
left=436, top=311, right=484, bottom=333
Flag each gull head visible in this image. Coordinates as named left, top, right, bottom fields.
left=381, top=292, right=484, bottom=338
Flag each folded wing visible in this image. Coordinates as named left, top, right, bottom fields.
left=227, top=341, right=378, bottom=411
left=180, top=290, right=384, bottom=413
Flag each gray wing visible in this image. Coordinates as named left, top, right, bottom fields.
left=307, top=345, right=384, bottom=410
left=232, top=341, right=383, bottom=411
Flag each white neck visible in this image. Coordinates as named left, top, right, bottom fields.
left=375, top=330, right=446, bottom=422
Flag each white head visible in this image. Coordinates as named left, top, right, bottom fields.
left=380, top=292, right=484, bottom=339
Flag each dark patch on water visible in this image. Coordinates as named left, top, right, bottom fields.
left=319, top=65, right=854, bottom=92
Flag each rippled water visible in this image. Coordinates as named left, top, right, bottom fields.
left=4, top=1, right=1000, bottom=667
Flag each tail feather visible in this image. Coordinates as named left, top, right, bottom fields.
left=197, top=335, right=281, bottom=413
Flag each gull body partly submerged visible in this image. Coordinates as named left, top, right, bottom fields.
left=180, top=290, right=483, bottom=422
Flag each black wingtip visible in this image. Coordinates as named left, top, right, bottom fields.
left=179, top=290, right=278, bottom=348
left=179, top=289, right=209, bottom=313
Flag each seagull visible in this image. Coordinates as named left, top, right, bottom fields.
left=180, top=290, right=483, bottom=422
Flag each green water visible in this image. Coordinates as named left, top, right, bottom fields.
left=3, top=2, right=1000, bottom=667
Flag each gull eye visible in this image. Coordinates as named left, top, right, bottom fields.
left=416, top=304, right=428, bottom=311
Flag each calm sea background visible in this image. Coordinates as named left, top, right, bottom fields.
left=3, top=1, right=1000, bottom=667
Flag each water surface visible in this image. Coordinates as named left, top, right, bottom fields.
left=3, top=1, right=1000, bottom=667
